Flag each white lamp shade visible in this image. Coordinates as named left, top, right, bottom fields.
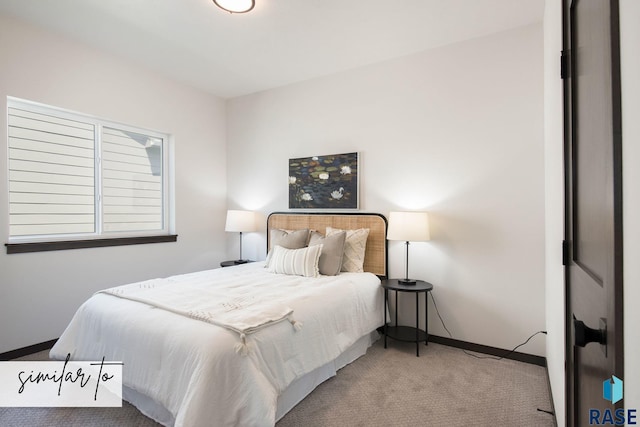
left=225, top=210, right=257, bottom=232
left=387, top=211, right=430, bottom=242
left=213, top=0, right=255, bottom=13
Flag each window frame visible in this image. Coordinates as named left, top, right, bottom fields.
left=6, top=97, right=175, bottom=253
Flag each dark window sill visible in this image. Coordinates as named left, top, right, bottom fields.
left=5, top=235, right=178, bottom=254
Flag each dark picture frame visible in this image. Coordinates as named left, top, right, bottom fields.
left=288, top=152, right=359, bottom=209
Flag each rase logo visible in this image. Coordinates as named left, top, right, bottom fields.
left=589, top=375, right=637, bottom=426
left=603, top=375, right=623, bottom=404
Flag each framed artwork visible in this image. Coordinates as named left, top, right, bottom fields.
left=288, top=152, right=359, bottom=209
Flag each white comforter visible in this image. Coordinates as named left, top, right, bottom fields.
left=50, top=262, right=383, bottom=427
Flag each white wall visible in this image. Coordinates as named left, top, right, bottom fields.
left=542, top=1, right=565, bottom=424
left=227, top=24, right=547, bottom=356
left=0, top=15, right=228, bottom=354
left=621, top=0, right=640, bottom=411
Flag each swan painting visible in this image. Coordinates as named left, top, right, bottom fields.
left=331, top=187, right=344, bottom=200
left=288, top=152, right=358, bottom=209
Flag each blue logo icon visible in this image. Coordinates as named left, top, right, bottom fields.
left=603, top=375, right=623, bottom=404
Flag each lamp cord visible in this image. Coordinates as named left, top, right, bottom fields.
left=428, top=292, right=547, bottom=361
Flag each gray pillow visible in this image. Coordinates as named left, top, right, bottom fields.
left=270, top=228, right=310, bottom=249
left=308, top=230, right=346, bottom=276
left=265, top=229, right=310, bottom=267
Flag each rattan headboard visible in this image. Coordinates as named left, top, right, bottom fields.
left=267, top=212, right=387, bottom=277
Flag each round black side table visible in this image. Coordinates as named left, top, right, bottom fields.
left=382, top=279, right=433, bottom=357
left=220, top=260, right=253, bottom=267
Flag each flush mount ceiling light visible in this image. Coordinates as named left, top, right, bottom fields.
left=213, top=0, right=255, bottom=14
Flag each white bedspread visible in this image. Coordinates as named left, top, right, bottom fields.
left=97, top=271, right=305, bottom=354
left=50, top=262, right=383, bottom=427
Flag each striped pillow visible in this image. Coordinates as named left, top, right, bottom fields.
left=266, top=244, right=322, bottom=278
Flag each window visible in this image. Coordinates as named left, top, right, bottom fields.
left=7, top=98, right=172, bottom=249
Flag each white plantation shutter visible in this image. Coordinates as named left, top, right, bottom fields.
left=8, top=107, right=96, bottom=237
left=7, top=98, right=169, bottom=241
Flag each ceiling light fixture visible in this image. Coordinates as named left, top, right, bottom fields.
left=213, top=0, right=255, bottom=14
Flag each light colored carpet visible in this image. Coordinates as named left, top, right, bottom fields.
left=1, top=339, right=556, bottom=426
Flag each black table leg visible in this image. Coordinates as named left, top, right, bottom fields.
left=394, top=290, right=398, bottom=327
left=425, top=291, right=429, bottom=346
left=416, top=291, right=419, bottom=357
left=384, top=289, right=388, bottom=349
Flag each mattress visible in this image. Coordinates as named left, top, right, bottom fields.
left=50, top=262, right=384, bottom=426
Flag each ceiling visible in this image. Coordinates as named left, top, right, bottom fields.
left=0, top=0, right=544, bottom=99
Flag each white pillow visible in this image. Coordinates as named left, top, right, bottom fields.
left=266, top=244, right=322, bottom=277
left=326, top=227, right=370, bottom=273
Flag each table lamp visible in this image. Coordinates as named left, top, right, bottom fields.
left=387, top=211, right=431, bottom=285
left=225, top=210, right=257, bottom=264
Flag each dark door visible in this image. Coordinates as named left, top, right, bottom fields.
left=563, top=0, right=623, bottom=425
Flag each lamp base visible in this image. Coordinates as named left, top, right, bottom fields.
left=397, top=278, right=417, bottom=286
left=234, top=259, right=249, bottom=264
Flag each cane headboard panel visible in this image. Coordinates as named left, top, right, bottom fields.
left=267, top=212, right=387, bottom=277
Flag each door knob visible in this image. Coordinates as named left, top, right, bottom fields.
left=574, top=318, right=607, bottom=347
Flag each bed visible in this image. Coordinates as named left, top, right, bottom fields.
left=50, top=212, right=387, bottom=427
